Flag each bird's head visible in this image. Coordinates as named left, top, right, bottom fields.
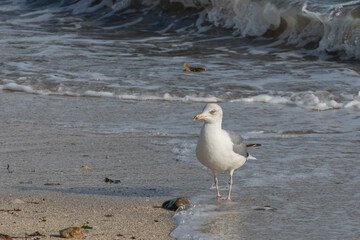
left=194, top=103, right=223, bottom=124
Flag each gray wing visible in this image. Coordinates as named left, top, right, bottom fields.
left=226, top=131, right=248, bottom=158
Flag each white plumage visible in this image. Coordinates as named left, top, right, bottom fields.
left=194, top=103, right=250, bottom=201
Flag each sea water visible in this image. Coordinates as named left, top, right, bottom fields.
left=0, top=0, right=359, bottom=239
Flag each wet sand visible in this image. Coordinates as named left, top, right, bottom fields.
left=0, top=92, right=210, bottom=239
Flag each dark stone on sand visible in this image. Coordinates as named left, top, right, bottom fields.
left=0, top=234, right=12, bottom=240
left=26, top=232, right=45, bottom=238
left=104, top=177, right=120, bottom=184
left=162, top=197, right=190, bottom=211
left=253, top=205, right=277, bottom=211
left=59, top=227, right=84, bottom=239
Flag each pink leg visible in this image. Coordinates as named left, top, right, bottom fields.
left=227, top=170, right=234, bottom=201
left=213, top=171, right=221, bottom=199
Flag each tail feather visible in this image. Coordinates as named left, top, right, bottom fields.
left=246, top=144, right=261, bottom=160
left=246, top=143, right=261, bottom=148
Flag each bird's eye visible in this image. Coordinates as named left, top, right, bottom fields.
left=210, top=110, right=217, bottom=115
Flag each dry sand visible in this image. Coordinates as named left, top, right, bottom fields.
left=0, top=92, right=211, bottom=239
left=0, top=192, right=174, bottom=239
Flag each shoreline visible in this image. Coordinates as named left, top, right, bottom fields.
left=0, top=92, right=211, bottom=239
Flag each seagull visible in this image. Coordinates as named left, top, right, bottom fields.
left=194, top=103, right=256, bottom=201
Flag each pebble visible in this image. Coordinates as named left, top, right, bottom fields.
left=81, top=165, right=91, bottom=170
left=253, top=205, right=277, bottom=211
left=59, top=227, right=84, bottom=239
left=162, top=197, right=191, bottom=211
left=0, top=234, right=12, bottom=240
left=104, top=177, right=120, bottom=184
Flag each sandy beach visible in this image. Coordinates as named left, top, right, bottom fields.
left=0, top=92, right=211, bottom=239
left=0, top=193, right=174, bottom=239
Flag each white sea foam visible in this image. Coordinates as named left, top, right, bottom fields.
left=344, top=100, right=360, bottom=109
left=1, top=82, right=360, bottom=111
left=236, top=94, right=290, bottom=105
left=171, top=196, right=218, bottom=240
left=83, top=90, right=115, bottom=98
left=0, top=83, right=220, bottom=103
left=0, top=82, right=34, bottom=93
left=232, top=91, right=360, bottom=111
left=8, top=0, right=360, bottom=59
left=344, top=92, right=360, bottom=109
left=170, top=0, right=360, bottom=59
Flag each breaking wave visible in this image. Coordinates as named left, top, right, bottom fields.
left=18, top=0, right=360, bottom=60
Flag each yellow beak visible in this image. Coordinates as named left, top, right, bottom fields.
left=194, top=114, right=205, bottom=121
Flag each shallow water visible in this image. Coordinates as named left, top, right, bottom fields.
left=172, top=103, right=360, bottom=239
left=0, top=0, right=360, bottom=239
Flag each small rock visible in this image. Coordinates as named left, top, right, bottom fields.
left=81, top=165, right=91, bottom=170
left=44, top=183, right=61, bottom=186
left=9, top=199, right=25, bottom=204
left=0, top=234, right=12, bottom=240
left=253, top=205, right=277, bottom=211
left=26, top=231, right=45, bottom=237
left=104, top=177, right=120, bottom=184
left=59, top=227, right=84, bottom=239
left=162, top=197, right=190, bottom=211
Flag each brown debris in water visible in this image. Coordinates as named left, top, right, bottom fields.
left=183, top=63, right=206, bottom=72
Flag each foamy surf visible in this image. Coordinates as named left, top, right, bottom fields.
left=0, top=83, right=221, bottom=103
left=2, top=83, right=360, bottom=111
left=232, top=92, right=360, bottom=111
left=171, top=196, right=219, bottom=240
left=14, top=0, right=360, bottom=60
